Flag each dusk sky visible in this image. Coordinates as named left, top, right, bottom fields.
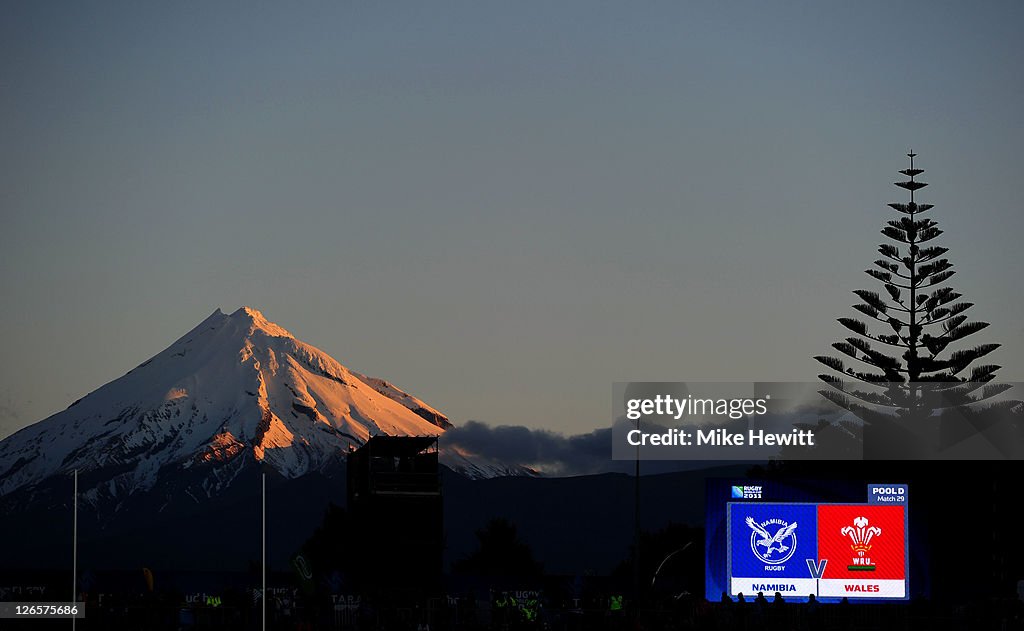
left=2, top=1, right=1023, bottom=438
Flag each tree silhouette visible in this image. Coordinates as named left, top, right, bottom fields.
left=452, top=517, right=542, bottom=578
left=815, top=152, right=1009, bottom=420
left=302, top=503, right=354, bottom=573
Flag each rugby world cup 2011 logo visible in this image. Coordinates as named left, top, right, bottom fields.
left=842, top=516, right=881, bottom=571
left=745, top=516, right=798, bottom=565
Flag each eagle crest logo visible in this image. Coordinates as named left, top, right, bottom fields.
left=746, top=516, right=798, bottom=565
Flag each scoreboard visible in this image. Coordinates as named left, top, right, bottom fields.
left=713, top=483, right=909, bottom=601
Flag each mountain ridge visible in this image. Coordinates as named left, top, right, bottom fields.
left=0, top=307, right=524, bottom=509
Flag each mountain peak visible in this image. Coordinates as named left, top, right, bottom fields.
left=0, top=306, right=463, bottom=498
left=0, top=307, right=522, bottom=506
left=224, top=306, right=293, bottom=339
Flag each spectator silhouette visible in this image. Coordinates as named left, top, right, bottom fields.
left=735, top=592, right=748, bottom=629
left=755, top=591, right=769, bottom=613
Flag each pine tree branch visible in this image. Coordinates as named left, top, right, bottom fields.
left=817, top=376, right=910, bottom=408
left=865, top=333, right=911, bottom=349
left=858, top=309, right=911, bottom=329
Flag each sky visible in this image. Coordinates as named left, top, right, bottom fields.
left=2, top=1, right=1023, bottom=439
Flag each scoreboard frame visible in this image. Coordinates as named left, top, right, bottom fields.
left=725, top=500, right=910, bottom=602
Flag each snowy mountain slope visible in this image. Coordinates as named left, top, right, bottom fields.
left=0, top=307, right=521, bottom=505
left=351, top=373, right=453, bottom=430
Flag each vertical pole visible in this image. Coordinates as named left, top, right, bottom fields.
left=633, top=419, right=640, bottom=621
left=262, top=473, right=266, bottom=631
left=72, top=469, right=77, bottom=631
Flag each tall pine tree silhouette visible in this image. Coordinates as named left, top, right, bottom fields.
left=815, top=152, right=1008, bottom=421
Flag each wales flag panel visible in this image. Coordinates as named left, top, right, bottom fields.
left=727, top=503, right=818, bottom=597
left=816, top=504, right=906, bottom=598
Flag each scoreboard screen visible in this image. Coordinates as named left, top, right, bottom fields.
left=707, top=481, right=910, bottom=602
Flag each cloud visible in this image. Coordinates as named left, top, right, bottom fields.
left=443, top=420, right=723, bottom=477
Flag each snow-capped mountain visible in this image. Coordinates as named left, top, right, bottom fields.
left=0, top=307, right=522, bottom=507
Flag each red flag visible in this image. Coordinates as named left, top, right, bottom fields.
left=818, top=504, right=905, bottom=580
